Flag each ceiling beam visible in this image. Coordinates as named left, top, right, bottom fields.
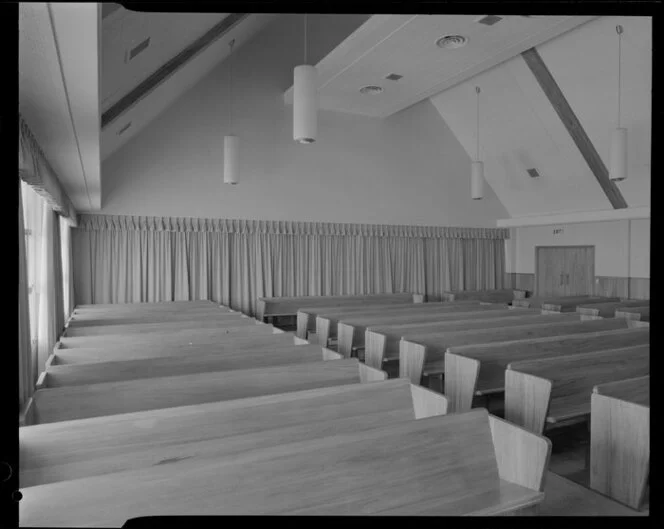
left=521, top=47, right=628, bottom=210
left=102, top=12, right=249, bottom=128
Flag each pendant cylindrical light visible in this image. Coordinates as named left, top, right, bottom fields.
left=471, top=86, right=484, bottom=200
left=293, top=14, right=317, bottom=144
left=224, top=39, right=239, bottom=185
left=224, top=135, right=239, bottom=185
left=610, top=24, right=627, bottom=182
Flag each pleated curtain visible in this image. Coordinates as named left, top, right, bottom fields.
left=72, top=215, right=508, bottom=316
left=18, top=180, right=34, bottom=411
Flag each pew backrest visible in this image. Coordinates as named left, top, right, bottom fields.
left=63, top=316, right=256, bottom=337
left=615, top=306, right=650, bottom=322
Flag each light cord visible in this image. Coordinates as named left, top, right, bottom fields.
left=229, top=39, right=235, bottom=133
left=617, top=25, right=623, bottom=127
left=304, top=13, right=308, bottom=65
left=476, top=86, right=481, bottom=161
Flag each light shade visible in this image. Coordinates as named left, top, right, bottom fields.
left=223, top=135, right=239, bottom=185
left=609, top=127, right=627, bottom=182
left=293, top=64, right=317, bottom=144
left=471, top=161, right=484, bottom=200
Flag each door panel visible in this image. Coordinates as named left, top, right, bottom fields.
left=536, top=246, right=595, bottom=297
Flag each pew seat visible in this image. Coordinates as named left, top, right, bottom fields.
left=19, top=408, right=550, bottom=523
left=21, top=359, right=386, bottom=425
left=590, top=376, right=650, bottom=510
left=20, top=378, right=446, bottom=487
left=443, top=327, right=650, bottom=413
left=504, top=346, right=649, bottom=435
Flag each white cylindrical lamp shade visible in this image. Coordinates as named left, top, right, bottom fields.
left=471, top=161, right=484, bottom=200
left=609, top=127, right=627, bottom=182
left=293, top=64, right=317, bottom=144
left=224, top=135, right=239, bottom=185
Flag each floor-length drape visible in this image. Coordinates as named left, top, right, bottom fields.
left=72, top=215, right=508, bottom=316
left=60, top=216, right=75, bottom=318
left=18, top=180, right=34, bottom=410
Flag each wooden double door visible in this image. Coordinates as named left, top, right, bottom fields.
left=536, top=246, right=595, bottom=297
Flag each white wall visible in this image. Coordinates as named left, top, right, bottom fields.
left=509, top=219, right=649, bottom=278
left=97, top=14, right=508, bottom=227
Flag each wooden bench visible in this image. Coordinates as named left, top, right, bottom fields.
left=615, top=306, right=650, bottom=322
left=590, top=376, right=650, bottom=510
left=400, top=317, right=631, bottom=387
left=19, top=408, right=550, bottom=522
left=360, top=311, right=576, bottom=369
left=66, top=308, right=238, bottom=327
left=62, top=316, right=257, bottom=337
left=444, top=327, right=649, bottom=413
left=20, top=378, right=447, bottom=487
left=576, top=300, right=650, bottom=320
left=441, top=288, right=527, bottom=303
left=48, top=332, right=305, bottom=365
left=512, top=295, right=620, bottom=309
left=317, top=302, right=511, bottom=352
left=256, top=293, right=421, bottom=322
left=57, top=323, right=278, bottom=349
left=21, top=359, right=386, bottom=425
left=504, top=346, right=649, bottom=435
left=542, top=297, right=626, bottom=314
left=37, top=344, right=344, bottom=388
left=294, top=301, right=446, bottom=339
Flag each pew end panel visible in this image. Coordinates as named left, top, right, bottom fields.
left=295, top=311, right=309, bottom=339
left=255, top=300, right=266, bottom=322
left=336, top=323, right=355, bottom=358
left=409, top=384, right=448, bottom=418
left=443, top=352, right=481, bottom=413
left=306, top=332, right=319, bottom=345
left=504, top=369, right=552, bottom=436
left=412, top=294, right=425, bottom=303
left=399, top=339, right=427, bottom=385
left=315, top=316, right=332, bottom=348
left=488, top=414, right=552, bottom=493
left=590, top=392, right=650, bottom=510
left=364, top=330, right=387, bottom=370
left=358, top=363, right=388, bottom=383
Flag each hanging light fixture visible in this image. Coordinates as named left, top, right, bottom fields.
left=293, top=13, right=317, bottom=144
left=224, top=39, right=239, bottom=185
left=610, top=24, right=627, bottom=182
left=471, top=86, right=484, bottom=200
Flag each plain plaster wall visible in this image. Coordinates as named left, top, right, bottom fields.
left=98, top=14, right=508, bottom=227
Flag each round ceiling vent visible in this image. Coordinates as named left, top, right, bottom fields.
left=436, top=35, right=468, bottom=49
left=359, top=85, right=384, bottom=95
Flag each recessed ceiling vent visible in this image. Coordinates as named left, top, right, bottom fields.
left=527, top=168, right=541, bottom=178
left=477, top=15, right=504, bottom=26
left=385, top=73, right=403, bottom=81
left=126, top=37, right=151, bottom=63
left=117, top=122, right=132, bottom=135
left=436, top=35, right=468, bottom=49
left=359, top=85, right=383, bottom=95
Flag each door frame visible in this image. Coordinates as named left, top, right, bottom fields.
left=535, top=245, right=596, bottom=297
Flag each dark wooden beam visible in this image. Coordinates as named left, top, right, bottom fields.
left=102, top=12, right=250, bottom=129
left=521, top=47, right=628, bottom=210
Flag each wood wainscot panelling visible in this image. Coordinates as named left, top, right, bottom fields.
left=506, top=273, right=535, bottom=294
left=594, top=277, right=649, bottom=301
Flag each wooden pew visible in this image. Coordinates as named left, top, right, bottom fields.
left=441, top=288, right=525, bottom=303
left=294, top=301, right=454, bottom=339
left=72, top=301, right=223, bottom=315
left=49, top=332, right=306, bottom=366
left=66, top=308, right=239, bottom=327
left=19, top=408, right=550, bottom=523
left=400, top=317, right=631, bottom=386
left=590, top=376, right=650, bottom=510
left=74, top=300, right=218, bottom=309
left=317, top=302, right=511, bottom=351
left=542, top=297, right=626, bottom=314
left=62, top=316, right=256, bottom=337
left=20, top=378, right=447, bottom=487
left=512, top=295, right=620, bottom=309
left=256, top=293, right=421, bottom=322
left=504, top=346, right=649, bottom=436
left=359, top=311, right=577, bottom=369
left=23, top=359, right=387, bottom=425
left=443, top=327, right=650, bottom=413
left=57, top=323, right=277, bottom=349
left=576, top=300, right=650, bottom=320
left=38, top=343, right=343, bottom=388
left=615, top=306, right=650, bottom=322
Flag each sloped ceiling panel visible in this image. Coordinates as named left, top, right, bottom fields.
left=430, top=15, right=651, bottom=218
left=536, top=15, right=651, bottom=208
